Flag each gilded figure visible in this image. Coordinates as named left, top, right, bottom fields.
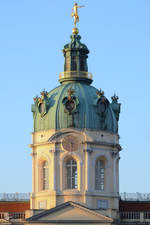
left=71, top=3, right=85, bottom=27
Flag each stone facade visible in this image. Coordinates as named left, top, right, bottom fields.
left=30, top=128, right=120, bottom=220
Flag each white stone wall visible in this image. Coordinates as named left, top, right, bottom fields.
left=30, top=128, right=120, bottom=219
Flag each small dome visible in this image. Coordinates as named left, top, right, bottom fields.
left=32, top=82, right=119, bottom=133
left=63, top=34, right=89, bottom=53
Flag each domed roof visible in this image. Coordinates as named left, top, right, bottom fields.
left=32, top=32, right=121, bottom=134
left=32, top=82, right=120, bottom=133
left=63, top=34, right=89, bottom=53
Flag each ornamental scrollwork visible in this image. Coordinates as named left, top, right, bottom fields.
left=33, top=89, right=50, bottom=117
left=62, top=88, right=79, bottom=115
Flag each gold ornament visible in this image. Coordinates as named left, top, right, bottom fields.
left=71, top=3, right=85, bottom=34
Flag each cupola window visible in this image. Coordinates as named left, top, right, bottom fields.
left=72, top=56, right=77, bottom=71
left=39, top=103, right=45, bottom=114
left=95, top=160, right=105, bottom=191
left=65, top=100, right=75, bottom=114
left=65, top=159, right=77, bottom=189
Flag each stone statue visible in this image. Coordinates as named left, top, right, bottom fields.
left=111, top=94, right=121, bottom=122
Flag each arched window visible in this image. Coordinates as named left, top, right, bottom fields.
left=43, top=161, right=49, bottom=190
left=95, top=160, right=105, bottom=191
left=66, top=159, right=77, bottom=189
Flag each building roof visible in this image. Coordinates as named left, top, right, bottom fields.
left=0, top=201, right=30, bottom=212
left=120, top=200, right=150, bottom=212
left=26, top=201, right=113, bottom=224
left=32, top=83, right=120, bottom=133
left=31, top=31, right=121, bottom=134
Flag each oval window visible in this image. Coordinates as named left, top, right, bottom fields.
left=65, top=100, right=75, bottom=113
left=98, top=102, right=106, bottom=114
left=39, top=103, right=45, bottom=114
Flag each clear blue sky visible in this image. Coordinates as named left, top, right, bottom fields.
left=0, top=0, right=150, bottom=193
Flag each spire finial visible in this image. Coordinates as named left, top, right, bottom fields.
left=71, top=2, right=85, bottom=35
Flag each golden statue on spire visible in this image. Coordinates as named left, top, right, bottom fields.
left=71, top=3, right=85, bottom=35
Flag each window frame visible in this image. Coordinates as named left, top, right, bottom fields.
left=120, top=212, right=140, bottom=220
left=65, top=158, right=78, bottom=189
left=144, top=212, right=150, bottom=219
left=95, top=159, right=105, bottom=191
left=42, top=161, right=49, bottom=190
left=97, top=199, right=108, bottom=209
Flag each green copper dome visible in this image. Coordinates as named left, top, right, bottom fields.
left=32, top=83, right=120, bottom=133
left=31, top=34, right=121, bottom=133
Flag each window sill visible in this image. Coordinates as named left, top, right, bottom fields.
left=62, top=189, right=81, bottom=195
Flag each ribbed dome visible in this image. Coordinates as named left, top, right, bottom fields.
left=32, top=82, right=119, bottom=133
left=32, top=33, right=121, bottom=133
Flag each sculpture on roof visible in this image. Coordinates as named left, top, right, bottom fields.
left=71, top=3, right=85, bottom=27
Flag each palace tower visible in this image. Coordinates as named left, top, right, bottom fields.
left=29, top=3, right=121, bottom=220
